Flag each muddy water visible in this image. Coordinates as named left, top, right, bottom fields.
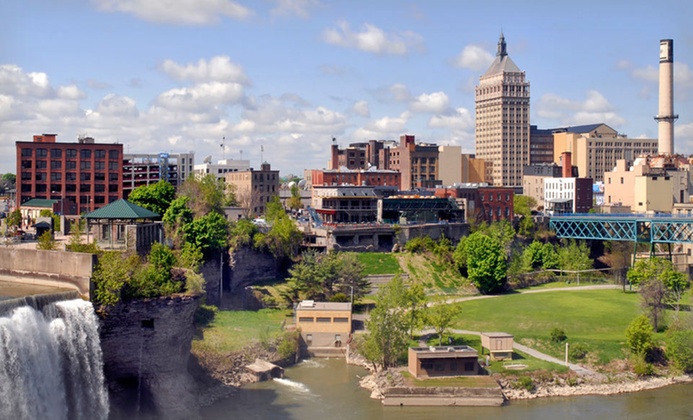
left=202, top=358, right=693, bottom=419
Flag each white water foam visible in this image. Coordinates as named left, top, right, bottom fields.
left=0, top=299, right=109, bottom=420
left=298, top=359, right=324, bottom=368
left=273, top=378, right=311, bottom=393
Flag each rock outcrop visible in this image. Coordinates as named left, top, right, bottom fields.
left=99, top=295, right=202, bottom=420
left=228, top=247, right=282, bottom=290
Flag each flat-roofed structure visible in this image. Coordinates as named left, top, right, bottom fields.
left=480, top=332, right=514, bottom=361
left=295, top=300, right=352, bottom=354
left=408, top=345, right=480, bottom=378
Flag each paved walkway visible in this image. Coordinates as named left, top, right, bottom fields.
left=417, top=285, right=622, bottom=378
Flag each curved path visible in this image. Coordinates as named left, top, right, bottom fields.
left=419, top=285, right=621, bottom=378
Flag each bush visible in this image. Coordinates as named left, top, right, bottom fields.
left=36, top=230, right=57, bottom=250
left=550, top=327, right=567, bottom=343
left=277, top=331, right=299, bottom=360
left=667, top=330, right=693, bottom=373
left=632, top=354, right=654, bottom=377
left=515, top=376, right=535, bottom=392
left=404, top=236, right=435, bottom=254
left=569, top=343, right=588, bottom=360
left=626, top=315, right=654, bottom=356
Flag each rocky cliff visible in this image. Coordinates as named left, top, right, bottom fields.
left=228, top=246, right=282, bottom=290
left=99, top=295, right=202, bottom=420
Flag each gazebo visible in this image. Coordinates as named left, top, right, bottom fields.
left=84, top=199, right=163, bottom=253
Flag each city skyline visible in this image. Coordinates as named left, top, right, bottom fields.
left=2, top=0, right=692, bottom=177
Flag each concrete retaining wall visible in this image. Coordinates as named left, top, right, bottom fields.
left=0, top=248, right=95, bottom=296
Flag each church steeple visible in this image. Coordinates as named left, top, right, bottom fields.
left=497, top=32, right=507, bottom=57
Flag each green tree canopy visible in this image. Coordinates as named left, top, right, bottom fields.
left=178, top=174, right=234, bottom=217
left=127, top=180, right=175, bottom=216
left=557, top=240, right=593, bottom=272
left=360, top=275, right=410, bottom=370
left=464, top=231, right=507, bottom=294
left=184, top=212, right=229, bottom=255
left=287, top=183, right=303, bottom=211
left=625, top=315, right=654, bottom=356
left=426, top=304, right=458, bottom=346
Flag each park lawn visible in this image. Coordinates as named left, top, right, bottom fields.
left=354, top=252, right=401, bottom=275
left=192, top=308, right=292, bottom=354
left=449, top=289, right=641, bottom=364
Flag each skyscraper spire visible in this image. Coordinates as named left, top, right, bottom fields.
left=497, top=32, right=507, bottom=57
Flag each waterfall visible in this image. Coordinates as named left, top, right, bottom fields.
left=0, top=299, right=109, bottom=420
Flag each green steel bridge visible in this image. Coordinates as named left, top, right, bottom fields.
left=549, top=213, right=693, bottom=245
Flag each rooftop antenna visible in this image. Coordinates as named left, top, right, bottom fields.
left=260, top=145, right=264, bottom=163
left=221, top=136, right=226, bottom=160
left=240, top=149, right=243, bottom=160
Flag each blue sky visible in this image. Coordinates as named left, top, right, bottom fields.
left=2, top=0, right=692, bottom=177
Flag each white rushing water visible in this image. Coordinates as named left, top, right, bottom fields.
left=273, top=378, right=311, bottom=393
left=0, top=299, right=109, bottom=420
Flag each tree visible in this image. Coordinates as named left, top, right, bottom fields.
left=183, top=212, right=229, bottom=255
left=360, top=276, right=410, bottom=370
left=403, top=282, right=427, bottom=338
left=557, top=240, right=593, bottom=278
left=601, top=241, right=634, bottom=292
left=465, top=232, right=507, bottom=294
left=163, top=196, right=194, bottom=248
left=92, top=251, right=141, bottom=306
left=667, top=330, right=693, bottom=373
left=521, top=241, right=559, bottom=273
left=628, top=257, right=687, bottom=329
left=179, top=174, right=233, bottom=217
left=514, top=195, right=537, bottom=236
left=625, top=315, right=654, bottom=356
left=427, top=304, right=458, bottom=346
left=255, top=197, right=302, bottom=260
left=6, top=209, right=21, bottom=232
left=287, top=183, right=303, bottom=211
left=36, top=230, right=57, bottom=250
left=127, top=181, right=175, bottom=216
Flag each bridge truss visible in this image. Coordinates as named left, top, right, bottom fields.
left=549, top=214, right=693, bottom=244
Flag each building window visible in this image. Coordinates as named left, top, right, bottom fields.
left=109, top=150, right=119, bottom=160
left=67, top=149, right=77, bottom=158
left=109, top=161, right=119, bottom=171
left=81, top=149, right=92, bottom=159
left=37, top=148, right=47, bottom=157
left=306, top=334, right=312, bottom=343
left=316, top=317, right=331, bottom=323
left=66, top=161, right=76, bottom=169
left=80, top=173, right=91, bottom=181
left=620, top=177, right=624, bottom=184
left=333, top=317, right=349, bottom=323
left=51, top=149, right=62, bottom=158
left=51, top=160, right=62, bottom=169
left=464, top=362, right=474, bottom=371
left=80, top=161, right=91, bottom=170
left=21, top=148, right=32, bottom=157
left=95, top=161, right=105, bottom=170
left=298, top=317, right=314, bottom=323
left=36, top=160, right=47, bottom=169
left=95, top=150, right=106, bottom=159
left=95, top=173, right=105, bottom=182
left=50, top=173, right=62, bottom=181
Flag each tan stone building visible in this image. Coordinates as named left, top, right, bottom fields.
left=461, top=154, right=491, bottom=184
left=295, top=300, right=352, bottom=351
left=408, top=346, right=479, bottom=378
left=225, top=162, right=279, bottom=216
left=603, top=156, right=691, bottom=213
left=475, top=33, right=530, bottom=187
left=552, top=124, right=658, bottom=183
left=387, top=135, right=440, bottom=190
left=438, top=145, right=462, bottom=186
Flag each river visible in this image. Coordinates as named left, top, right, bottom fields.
left=202, top=358, right=693, bottom=419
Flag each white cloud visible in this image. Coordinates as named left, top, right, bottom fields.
left=389, top=84, right=411, bottom=103
left=428, top=107, right=473, bottom=131
left=0, top=65, right=52, bottom=97
left=454, top=45, right=494, bottom=71
left=536, top=90, right=626, bottom=127
left=351, top=100, right=370, bottom=118
left=322, top=21, right=423, bottom=55
left=95, top=94, right=139, bottom=117
left=269, top=0, right=320, bottom=18
left=365, top=112, right=410, bottom=132
left=161, top=56, right=248, bottom=83
left=675, top=122, right=693, bottom=154
left=630, top=62, right=693, bottom=93
left=410, top=91, right=449, bottom=114
left=57, top=85, right=86, bottom=100
left=91, top=0, right=252, bottom=25
left=155, top=82, right=245, bottom=111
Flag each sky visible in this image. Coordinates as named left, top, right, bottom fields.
left=2, top=0, right=692, bottom=178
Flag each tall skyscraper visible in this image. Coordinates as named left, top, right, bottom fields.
left=475, top=33, right=530, bottom=186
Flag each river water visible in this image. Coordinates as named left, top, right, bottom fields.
left=202, top=358, right=693, bottom=420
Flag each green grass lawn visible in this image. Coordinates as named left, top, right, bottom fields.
left=449, top=289, right=642, bottom=364
left=401, top=371, right=499, bottom=388
left=354, top=252, right=401, bottom=275
left=192, top=308, right=292, bottom=354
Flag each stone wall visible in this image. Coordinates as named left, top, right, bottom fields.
left=228, top=246, right=281, bottom=290
left=0, top=248, right=94, bottom=296
left=99, top=295, right=202, bottom=420
left=397, top=223, right=469, bottom=245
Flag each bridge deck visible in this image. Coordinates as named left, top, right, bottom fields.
left=549, top=214, right=693, bottom=243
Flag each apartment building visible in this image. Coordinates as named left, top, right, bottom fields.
left=16, top=134, right=123, bottom=214
left=225, top=162, right=279, bottom=216
left=122, top=152, right=194, bottom=198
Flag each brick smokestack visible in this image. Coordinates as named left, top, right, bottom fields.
left=562, top=152, right=572, bottom=178
left=330, top=140, right=339, bottom=170
left=655, top=39, right=677, bottom=155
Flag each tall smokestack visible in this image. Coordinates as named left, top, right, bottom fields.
left=561, top=152, right=572, bottom=178
left=655, top=39, right=678, bottom=155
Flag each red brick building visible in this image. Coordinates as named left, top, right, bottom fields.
left=436, top=184, right=514, bottom=223
left=311, top=168, right=401, bottom=189
left=16, top=134, right=124, bottom=214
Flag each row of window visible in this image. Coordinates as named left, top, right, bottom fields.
left=23, top=172, right=118, bottom=182
left=298, top=316, right=349, bottom=323
left=420, top=361, right=475, bottom=372
left=21, top=148, right=120, bottom=160
left=21, top=160, right=120, bottom=171
left=21, top=183, right=118, bottom=193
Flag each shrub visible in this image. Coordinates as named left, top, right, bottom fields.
left=550, top=327, right=567, bottom=343
left=329, top=292, right=349, bottom=302
left=184, top=270, right=206, bottom=295
left=404, top=236, right=435, bottom=254
left=569, top=343, right=588, bottom=360
left=36, top=230, right=57, bottom=250
left=667, top=330, right=693, bottom=373
left=632, top=354, right=654, bottom=377
left=626, top=315, right=654, bottom=356
left=515, top=376, right=535, bottom=392
left=277, top=330, right=299, bottom=360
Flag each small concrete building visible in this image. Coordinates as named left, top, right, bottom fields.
left=408, top=346, right=480, bottom=378
left=295, top=300, right=352, bottom=355
left=481, top=332, right=514, bottom=360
